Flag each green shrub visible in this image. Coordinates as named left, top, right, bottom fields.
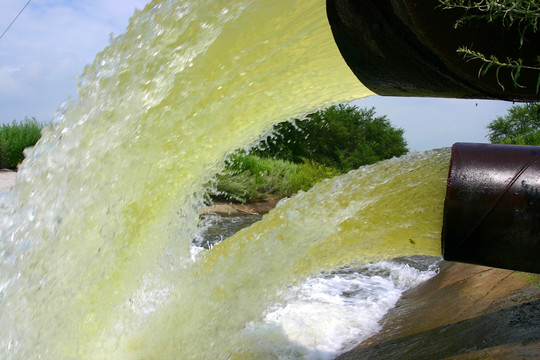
left=439, top=0, right=540, bottom=93
left=213, top=171, right=262, bottom=203
left=213, top=155, right=339, bottom=203
left=487, top=103, right=540, bottom=145
left=289, top=160, right=340, bottom=194
left=253, top=104, right=408, bottom=172
left=0, top=117, right=43, bottom=169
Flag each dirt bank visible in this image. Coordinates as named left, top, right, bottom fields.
left=338, top=261, right=540, bottom=359
left=198, top=194, right=282, bottom=216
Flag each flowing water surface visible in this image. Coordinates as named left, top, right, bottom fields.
left=192, top=214, right=441, bottom=359
left=0, top=0, right=449, bottom=358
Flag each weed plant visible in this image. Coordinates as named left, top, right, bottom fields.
left=0, top=117, right=43, bottom=169
left=212, top=155, right=339, bottom=203
left=440, top=0, right=540, bottom=92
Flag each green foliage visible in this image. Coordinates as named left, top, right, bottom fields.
left=213, top=155, right=339, bottom=203
left=487, top=103, right=540, bottom=145
left=0, top=117, right=43, bottom=169
left=439, top=0, right=540, bottom=92
left=440, top=0, right=540, bottom=34
left=288, top=159, right=339, bottom=193
left=457, top=48, right=540, bottom=93
left=213, top=170, right=261, bottom=203
left=253, top=104, right=408, bottom=172
left=518, top=272, right=540, bottom=288
left=212, top=104, right=407, bottom=203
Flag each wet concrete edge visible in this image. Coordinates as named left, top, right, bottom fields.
left=338, top=261, right=540, bottom=360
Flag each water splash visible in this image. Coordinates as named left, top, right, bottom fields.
left=251, top=257, right=440, bottom=359
left=112, top=150, right=448, bottom=359
left=0, top=0, right=450, bottom=359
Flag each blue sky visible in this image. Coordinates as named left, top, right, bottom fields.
left=0, top=0, right=148, bottom=125
left=353, top=96, right=512, bottom=151
left=0, top=0, right=513, bottom=151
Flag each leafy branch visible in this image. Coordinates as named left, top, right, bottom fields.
left=439, top=0, right=540, bottom=93
left=440, top=0, right=539, bottom=43
left=458, top=47, right=540, bottom=93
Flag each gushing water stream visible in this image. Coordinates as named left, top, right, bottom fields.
left=0, top=0, right=449, bottom=358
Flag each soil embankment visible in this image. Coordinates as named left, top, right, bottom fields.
left=338, top=261, right=540, bottom=360
left=199, top=194, right=281, bottom=216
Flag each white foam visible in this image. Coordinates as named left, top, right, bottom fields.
left=245, top=258, right=439, bottom=359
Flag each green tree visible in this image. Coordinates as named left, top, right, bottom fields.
left=253, top=104, right=408, bottom=172
left=487, top=102, right=540, bottom=145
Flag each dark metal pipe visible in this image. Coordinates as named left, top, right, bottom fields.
left=326, top=0, right=540, bottom=102
left=326, top=1, right=540, bottom=272
left=442, top=143, right=540, bottom=274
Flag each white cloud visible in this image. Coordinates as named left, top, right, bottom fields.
left=0, top=0, right=149, bottom=124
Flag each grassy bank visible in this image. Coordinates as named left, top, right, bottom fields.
left=0, top=118, right=43, bottom=170
left=211, top=154, right=339, bottom=203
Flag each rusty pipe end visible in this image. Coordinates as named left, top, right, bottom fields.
left=442, top=143, right=540, bottom=274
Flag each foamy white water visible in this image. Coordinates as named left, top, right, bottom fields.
left=191, top=215, right=440, bottom=359
left=240, top=257, right=440, bottom=359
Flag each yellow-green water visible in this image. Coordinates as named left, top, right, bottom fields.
left=0, top=0, right=449, bottom=358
